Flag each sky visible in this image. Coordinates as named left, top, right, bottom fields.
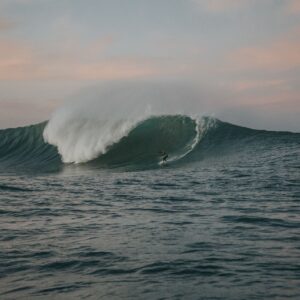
left=0, top=0, right=299, bottom=131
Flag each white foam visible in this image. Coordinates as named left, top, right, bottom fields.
left=43, top=104, right=149, bottom=164
left=165, top=116, right=214, bottom=164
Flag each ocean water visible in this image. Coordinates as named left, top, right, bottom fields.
left=0, top=115, right=300, bottom=300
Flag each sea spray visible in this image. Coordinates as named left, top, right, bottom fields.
left=43, top=107, right=150, bottom=164
left=42, top=81, right=215, bottom=164
left=43, top=84, right=171, bottom=163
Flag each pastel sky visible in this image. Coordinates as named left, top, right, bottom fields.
left=0, top=0, right=299, bottom=130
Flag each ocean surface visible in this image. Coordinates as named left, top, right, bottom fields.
left=0, top=115, right=300, bottom=300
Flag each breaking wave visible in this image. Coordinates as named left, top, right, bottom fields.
left=0, top=114, right=299, bottom=173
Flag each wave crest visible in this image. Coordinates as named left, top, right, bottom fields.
left=43, top=116, right=140, bottom=164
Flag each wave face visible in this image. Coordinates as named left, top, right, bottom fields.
left=90, top=115, right=204, bottom=168
left=0, top=115, right=299, bottom=172
left=0, top=122, right=61, bottom=172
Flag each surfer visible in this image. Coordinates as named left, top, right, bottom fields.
left=159, top=150, right=168, bottom=163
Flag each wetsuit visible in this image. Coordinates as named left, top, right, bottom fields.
left=161, top=152, right=168, bottom=162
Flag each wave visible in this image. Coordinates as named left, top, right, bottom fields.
left=0, top=122, right=61, bottom=172
left=88, top=115, right=208, bottom=168
left=0, top=115, right=299, bottom=173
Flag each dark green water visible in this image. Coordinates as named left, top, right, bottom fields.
left=0, top=116, right=299, bottom=299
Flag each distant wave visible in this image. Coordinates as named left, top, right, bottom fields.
left=0, top=115, right=299, bottom=172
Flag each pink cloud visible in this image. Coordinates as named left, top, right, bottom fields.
left=232, top=89, right=300, bottom=108
left=0, top=38, right=179, bottom=81
left=286, top=0, right=300, bottom=14
left=231, top=79, right=288, bottom=92
left=228, top=28, right=300, bottom=72
left=0, top=19, right=15, bottom=30
left=41, top=58, right=164, bottom=80
left=192, top=0, right=251, bottom=13
left=86, top=36, right=114, bottom=56
left=0, top=40, right=36, bottom=80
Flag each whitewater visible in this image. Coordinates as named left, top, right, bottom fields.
left=0, top=97, right=299, bottom=299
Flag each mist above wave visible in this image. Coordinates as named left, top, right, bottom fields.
left=43, top=82, right=207, bottom=164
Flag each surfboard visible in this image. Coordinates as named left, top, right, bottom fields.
left=159, top=160, right=167, bottom=166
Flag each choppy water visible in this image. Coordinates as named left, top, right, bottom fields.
left=0, top=115, right=300, bottom=299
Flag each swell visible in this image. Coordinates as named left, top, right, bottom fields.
left=189, top=119, right=300, bottom=162
left=0, top=115, right=299, bottom=172
left=0, top=122, right=61, bottom=172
